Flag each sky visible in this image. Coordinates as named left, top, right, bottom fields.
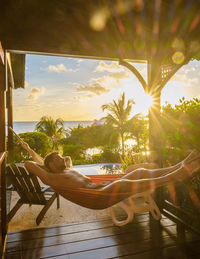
left=13, top=54, right=200, bottom=121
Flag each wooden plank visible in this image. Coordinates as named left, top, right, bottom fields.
left=5, top=216, right=200, bottom=259
left=0, top=153, right=6, bottom=165
left=5, top=232, right=175, bottom=258
left=0, top=42, right=4, bottom=65
left=47, top=243, right=200, bottom=259
left=6, top=214, right=170, bottom=243
left=6, top=223, right=177, bottom=253
left=5, top=233, right=190, bottom=259
left=28, top=171, right=46, bottom=203
left=43, top=247, right=189, bottom=259
left=6, top=217, right=175, bottom=251
left=7, top=165, right=30, bottom=202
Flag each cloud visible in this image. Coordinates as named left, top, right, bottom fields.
left=171, top=66, right=200, bottom=87
left=94, top=61, right=122, bottom=72
left=74, top=69, right=130, bottom=99
left=76, top=82, right=110, bottom=96
left=27, top=87, right=46, bottom=100
left=47, top=63, right=77, bottom=73
left=94, top=70, right=130, bottom=88
left=109, top=71, right=130, bottom=80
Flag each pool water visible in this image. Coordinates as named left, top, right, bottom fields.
left=73, top=163, right=123, bottom=175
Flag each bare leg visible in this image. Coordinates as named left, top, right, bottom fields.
left=102, top=154, right=200, bottom=194
left=122, top=150, right=200, bottom=181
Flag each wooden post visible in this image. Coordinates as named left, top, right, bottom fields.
left=147, top=59, right=163, bottom=166
left=0, top=42, right=7, bottom=258
left=148, top=90, right=162, bottom=166
left=7, top=84, right=13, bottom=162
left=147, top=60, right=164, bottom=212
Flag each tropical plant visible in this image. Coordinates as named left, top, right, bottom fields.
left=128, top=114, right=149, bottom=152
left=10, top=132, right=52, bottom=163
left=60, top=124, right=119, bottom=152
left=160, top=97, right=200, bottom=165
left=101, top=92, right=135, bottom=157
left=35, top=116, right=66, bottom=150
left=121, top=150, right=149, bottom=171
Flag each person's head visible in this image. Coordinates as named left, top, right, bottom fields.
left=44, top=151, right=66, bottom=173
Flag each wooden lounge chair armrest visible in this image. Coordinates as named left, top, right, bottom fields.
left=41, top=185, right=51, bottom=193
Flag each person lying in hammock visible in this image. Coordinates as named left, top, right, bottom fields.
left=24, top=150, right=200, bottom=194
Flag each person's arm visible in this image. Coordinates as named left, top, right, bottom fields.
left=24, top=161, right=50, bottom=185
left=9, top=127, right=44, bottom=165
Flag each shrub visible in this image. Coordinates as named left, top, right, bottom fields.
left=62, top=143, right=85, bottom=161
left=121, top=150, right=150, bottom=171
left=101, top=147, right=121, bottom=163
left=10, top=132, right=52, bottom=163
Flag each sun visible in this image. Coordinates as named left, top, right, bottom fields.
left=132, top=92, right=154, bottom=116
left=143, top=93, right=154, bottom=109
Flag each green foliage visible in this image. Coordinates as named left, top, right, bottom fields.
left=160, top=97, right=200, bottom=165
left=128, top=114, right=149, bottom=152
left=10, top=132, right=52, bottom=163
left=90, top=153, right=102, bottom=164
left=121, top=150, right=150, bottom=171
left=87, top=148, right=120, bottom=164
left=61, top=124, right=119, bottom=150
left=100, top=146, right=121, bottom=163
left=62, top=143, right=85, bottom=161
left=101, top=92, right=135, bottom=157
left=35, top=116, right=66, bottom=150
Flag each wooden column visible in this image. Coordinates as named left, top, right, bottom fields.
left=0, top=42, right=7, bottom=258
left=7, top=84, right=13, bottom=162
left=147, top=60, right=163, bottom=166
left=148, top=90, right=162, bottom=165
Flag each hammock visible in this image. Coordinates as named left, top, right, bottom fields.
left=10, top=127, right=161, bottom=226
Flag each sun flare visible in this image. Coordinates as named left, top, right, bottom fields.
left=132, top=92, right=154, bottom=116
left=143, top=93, right=154, bottom=109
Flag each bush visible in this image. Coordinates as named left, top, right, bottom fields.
left=10, top=132, right=52, bottom=163
left=160, top=98, right=200, bottom=165
left=101, top=147, right=121, bottom=163
left=90, top=153, right=102, bottom=163
left=121, top=150, right=150, bottom=171
left=62, top=143, right=85, bottom=161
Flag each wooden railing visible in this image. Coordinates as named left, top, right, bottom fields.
left=161, top=174, right=200, bottom=242
left=0, top=151, right=7, bottom=259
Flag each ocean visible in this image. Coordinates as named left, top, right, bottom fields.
left=11, top=121, right=93, bottom=134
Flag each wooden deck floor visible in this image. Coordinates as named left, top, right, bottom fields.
left=5, top=213, right=200, bottom=259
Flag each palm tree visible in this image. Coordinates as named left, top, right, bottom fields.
left=101, top=92, right=135, bottom=157
left=129, top=114, right=149, bottom=152
left=35, top=116, right=66, bottom=150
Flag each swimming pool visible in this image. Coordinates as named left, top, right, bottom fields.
left=73, top=163, right=123, bottom=175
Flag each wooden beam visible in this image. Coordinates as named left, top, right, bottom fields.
left=0, top=42, right=4, bottom=65
left=119, top=60, right=147, bottom=92
left=0, top=42, right=7, bottom=258
left=0, top=45, right=6, bottom=152
left=7, top=85, right=13, bottom=156
left=6, top=53, right=14, bottom=89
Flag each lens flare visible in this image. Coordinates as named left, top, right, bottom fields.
left=144, top=93, right=154, bottom=109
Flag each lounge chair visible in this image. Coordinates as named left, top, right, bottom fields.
left=7, top=163, right=60, bottom=225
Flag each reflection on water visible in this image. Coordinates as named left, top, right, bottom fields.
left=73, top=163, right=122, bottom=175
